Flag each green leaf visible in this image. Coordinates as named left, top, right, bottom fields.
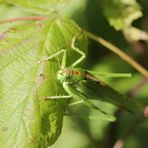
left=123, top=26, right=148, bottom=41
left=0, top=0, right=70, bottom=14
left=103, top=0, right=142, bottom=30
left=0, top=17, right=88, bottom=147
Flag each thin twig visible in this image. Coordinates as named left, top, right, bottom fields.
left=113, top=117, right=145, bottom=148
left=0, top=16, right=48, bottom=24
left=83, top=30, right=148, bottom=78
left=113, top=139, right=124, bottom=148
left=112, top=76, right=148, bottom=148
left=128, top=77, right=148, bottom=97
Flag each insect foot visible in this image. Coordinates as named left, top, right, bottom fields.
left=37, top=56, right=47, bottom=64
left=41, top=96, right=49, bottom=101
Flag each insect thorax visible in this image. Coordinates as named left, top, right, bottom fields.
left=57, top=67, right=85, bottom=84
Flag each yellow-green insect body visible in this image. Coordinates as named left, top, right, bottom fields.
left=57, top=67, right=85, bottom=84
left=43, top=37, right=144, bottom=122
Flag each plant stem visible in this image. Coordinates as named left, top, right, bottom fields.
left=128, top=77, right=148, bottom=97
left=0, top=16, right=48, bottom=24
left=83, top=30, right=148, bottom=78
left=113, top=117, right=145, bottom=148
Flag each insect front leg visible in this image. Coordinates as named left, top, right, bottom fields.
left=38, top=37, right=87, bottom=68
left=70, top=37, right=86, bottom=67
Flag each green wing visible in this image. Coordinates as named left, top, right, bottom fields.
left=63, top=83, right=116, bottom=121
left=73, top=72, right=143, bottom=114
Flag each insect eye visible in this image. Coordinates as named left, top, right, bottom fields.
left=58, top=69, right=64, bottom=74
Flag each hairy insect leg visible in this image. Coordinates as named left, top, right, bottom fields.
left=70, top=37, right=86, bottom=67
left=37, top=49, right=67, bottom=65
left=65, top=113, right=115, bottom=121
left=38, top=37, right=86, bottom=68
left=69, top=97, right=111, bottom=116
left=83, top=99, right=110, bottom=115
left=87, top=71, right=132, bottom=78
left=69, top=100, right=85, bottom=106
left=83, top=99, right=116, bottom=121
left=67, top=99, right=116, bottom=121
left=42, top=95, right=72, bottom=100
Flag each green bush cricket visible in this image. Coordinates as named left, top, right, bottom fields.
left=39, top=37, right=143, bottom=121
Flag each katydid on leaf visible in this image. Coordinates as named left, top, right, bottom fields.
left=39, top=37, right=143, bottom=121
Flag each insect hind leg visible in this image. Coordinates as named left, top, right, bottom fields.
left=37, top=49, right=67, bottom=65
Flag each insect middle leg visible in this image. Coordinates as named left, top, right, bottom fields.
left=42, top=95, right=72, bottom=100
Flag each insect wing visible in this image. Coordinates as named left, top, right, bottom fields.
left=63, top=83, right=116, bottom=121
left=73, top=71, right=143, bottom=114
